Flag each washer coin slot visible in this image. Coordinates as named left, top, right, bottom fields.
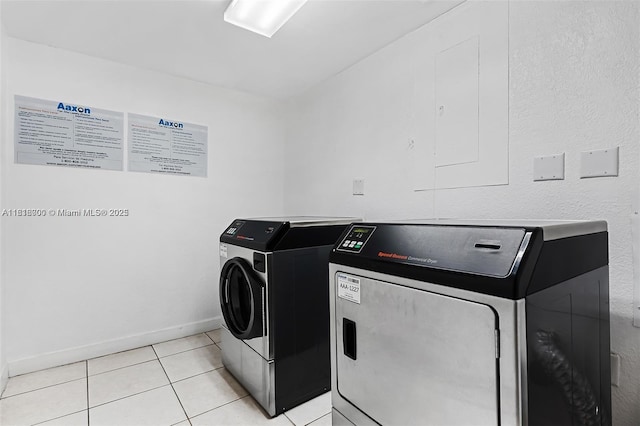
left=475, top=241, right=502, bottom=250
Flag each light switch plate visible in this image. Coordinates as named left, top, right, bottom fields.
left=580, top=147, right=619, bottom=178
left=353, top=179, right=365, bottom=196
left=533, top=153, right=565, bottom=181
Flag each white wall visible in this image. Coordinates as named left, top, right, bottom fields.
left=2, top=37, right=286, bottom=375
left=285, top=1, right=640, bottom=424
left=0, top=0, right=7, bottom=396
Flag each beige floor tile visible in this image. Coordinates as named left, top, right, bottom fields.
left=89, top=385, right=186, bottom=426
left=88, top=346, right=157, bottom=376
left=308, top=413, right=331, bottom=426
left=153, top=333, right=213, bottom=358
left=37, top=410, right=88, bottom=426
left=206, top=329, right=222, bottom=344
left=0, top=378, right=87, bottom=426
left=159, top=345, right=222, bottom=382
left=284, top=392, right=331, bottom=426
left=191, top=396, right=293, bottom=425
left=172, top=368, right=247, bottom=418
left=2, top=362, right=86, bottom=398
left=88, top=360, right=169, bottom=407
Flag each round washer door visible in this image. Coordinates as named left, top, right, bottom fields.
left=219, top=257, right=264, bottom=340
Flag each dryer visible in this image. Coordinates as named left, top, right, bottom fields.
left=328, top=220, right=611, bottom=425
left=219, top=217, right=355, bottom=416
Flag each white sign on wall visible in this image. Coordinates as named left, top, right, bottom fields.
left=14, top=95, right=124, bottom=170
left=128, top=113, right=208, bottom=177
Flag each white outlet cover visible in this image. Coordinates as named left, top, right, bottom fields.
left=533, top=153, right=565, bottom=181
left=353, top=179, right=365, bottom=196
left=580, top=147, right=619, bottom=178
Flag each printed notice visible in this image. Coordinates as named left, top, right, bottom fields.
left=337, top=274, right=361, bottom=304
left=128, top=113, right=207, bottom=177
left=14, top=95, right=124, bottom=170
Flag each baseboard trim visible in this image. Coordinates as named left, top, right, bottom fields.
left=0, top=362, right=8, bottom=397
left=8, top=316, right=221, bottom=377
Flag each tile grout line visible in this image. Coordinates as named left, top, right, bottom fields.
left=90, top=357, right=157, bottom=377
left=303, top=412, right=330, bottom=426
left=4, top=333, right=221, bottom=425
left=157, top=343, right=217, bottom=361
left=170, top=365, right=226, bottom=386
left=302, top=406, right=332, bottom=426
left=4, top=334, right=221, bottom=425
left=283, top=411, right=296, bottom=426
left=89, top=347, right=157, bottom=377
left=30, top=409, right=88, bottom=426
left=152, top=346, right=193, bottom=426
left=0, top=375, right=87, bottom=400
left=88, top=383, right=169, bottom=410
left=86, top=360, right=90, bottom=425
left=154, top=332, right=215, bottom=358
left=187, top=394, right=250, bottom=422
left=1, top=333, right=220, bottom=400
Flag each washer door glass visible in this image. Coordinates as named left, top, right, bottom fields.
left=220, top=257, right=264, bottom=340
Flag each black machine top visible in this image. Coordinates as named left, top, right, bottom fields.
left=220, top=217, right=356, bottom=251
left=329, top=220, right=608, bottom=299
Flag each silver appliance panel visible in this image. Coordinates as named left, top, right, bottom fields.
left=336, top=274, right=499, bottom=425
left=329, top=263, right=528, bottom=426
left=219, top=243, right=272, bottom=360
left=220, top=326, right=276, bottom=415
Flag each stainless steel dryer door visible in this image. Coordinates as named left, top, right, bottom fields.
left=335, top=273, right=500, bottom=426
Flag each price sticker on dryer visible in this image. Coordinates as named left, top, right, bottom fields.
left=219, top=243, right=228, bottom=258
left=337, top=274, right=361, bottom=304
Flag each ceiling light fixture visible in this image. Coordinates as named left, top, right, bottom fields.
left=224, top=0, right=308, bottom=38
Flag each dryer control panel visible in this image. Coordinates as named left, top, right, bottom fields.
left=330, top=220, right=610, bottom=300
left=337, top=225, right=377, bottom=253
left=333, top=223, right=527, bottom=278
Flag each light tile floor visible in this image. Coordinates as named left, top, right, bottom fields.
left=0, top=329, right=332, bottom=426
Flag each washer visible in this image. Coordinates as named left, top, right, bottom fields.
left=329, top=220, right=611, bottom=425
left=219, top=216, right=355, bottom=416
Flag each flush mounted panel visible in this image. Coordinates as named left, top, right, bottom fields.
left=435, top=36, right=479, bottom=167
left=411, top=1, right=508, bottom=190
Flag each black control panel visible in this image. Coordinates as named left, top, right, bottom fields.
left=337, top=225, right=377, bottom=253
left=220, top=218, right=352, bottom=252
left=224, top=220, right=246, bottom=236
left=220, top=220, right=287, bottom=251
left=330, top=221, right=610, bottom=299
left=333, top=223, right=527, bottom=278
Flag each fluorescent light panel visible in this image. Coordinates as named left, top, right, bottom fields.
left=224, top=0, right=308, bottom=38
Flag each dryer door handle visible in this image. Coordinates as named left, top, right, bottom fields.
left=343, top=318, right=357, bottom=360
